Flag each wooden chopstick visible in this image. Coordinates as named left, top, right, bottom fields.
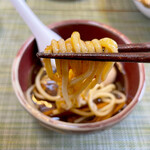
left=118, top=42, right=150, bottom=52
left=37, top=52, right=150, bottom=63
left=37, top=43, right=150, bottom=63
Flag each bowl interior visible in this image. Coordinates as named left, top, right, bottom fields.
left=18, top=21, right=140, bottom=110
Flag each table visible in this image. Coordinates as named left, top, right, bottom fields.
left=0, top=0, right=150, bottom=149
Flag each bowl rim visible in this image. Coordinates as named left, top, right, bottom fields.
left=12, top=20, right=145, bottom=131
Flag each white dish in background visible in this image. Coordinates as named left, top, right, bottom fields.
left=133, top=0, right=150, bottom=18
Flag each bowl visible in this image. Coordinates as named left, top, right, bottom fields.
left=133, top=0, right=150, bottom=18
left=12, top=20, right=145, bottom=133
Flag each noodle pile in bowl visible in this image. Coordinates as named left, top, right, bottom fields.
left=26, top=32, right=126, bottom=123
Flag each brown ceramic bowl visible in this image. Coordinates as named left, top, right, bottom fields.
left=12, top=20, right=145, bottom=133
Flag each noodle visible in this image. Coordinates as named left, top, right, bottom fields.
left=26, top=31, right=126, bottom=123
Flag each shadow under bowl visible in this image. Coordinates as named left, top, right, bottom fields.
left=12, top=20, right=145, bottom=133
